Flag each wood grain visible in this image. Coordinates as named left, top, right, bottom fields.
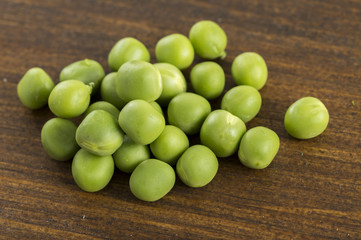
left=1, top=0, right=360, bottom=239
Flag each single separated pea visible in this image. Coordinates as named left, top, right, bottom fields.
left=150, top=125, right=189, bottom=166
left=154, top=63, right=187, bottom=107
left=284, top=97, right=329, bottom=139
left=118, top=99, right=165, bottom=145
left=108, top=37, right=150, bottom=71
left=238, top=126, right=280, bottom=169
left=48, top=80, right=92, bottom=118
left=41, top=118, right=79, bottom=161
left=116, top=60, right=162, bottom=103
left=72, top=149, right=114, bottom=192
left=155, top=33, right=194, bottom=70
left=60, top=59, right=105, bottom=95
left=221, top=85, right=262, bottom=123
left=190, top=61, right=225, bottom=100
left=167, top=92, right=211, bottom=135
left=76, top=110, right=124, bottom=156
left=232, top=52, right=268, bottom=90
left=113, top=135, right=150, bottom=173
left=189, top=20, right=227, bottom=59
left=83, top=101, right=120, bottom=120
left=100, top=72, right=126, bottom=109
left=17, top=67, right=55, bottom=109
left=176, top=145, right=218, bottom=188
left=129, top=159, right=175, bottom=201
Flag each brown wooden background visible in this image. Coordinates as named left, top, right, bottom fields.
left=1, top=0, right=360, bottom=239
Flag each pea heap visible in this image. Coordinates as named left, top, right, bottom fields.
left=17, top=20, right=329, bottom=201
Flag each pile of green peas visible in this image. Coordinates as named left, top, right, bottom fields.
left=17, top=20, right=329, bottom=202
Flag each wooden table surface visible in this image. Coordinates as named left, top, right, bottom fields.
left=1, top=0, right=360, bottom=239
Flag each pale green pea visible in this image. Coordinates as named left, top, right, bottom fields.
left=100, top=72, right=126, bottom=109
left=149, top=101, right=163, bottom=115
left=84, top=101, right=120, bottom=120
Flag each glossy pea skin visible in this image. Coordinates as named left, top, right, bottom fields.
left=232, top=52, right=268, bottom=90
left=17, top=67, right=55, bottom=109
left=189, top=20, right=227, bottom=59
left=100, top=72, right=126, bottom=109
left=60, top=59, right=105, bottom=95
left=129, top=159, right=175, bottom=201
left=155, top=33, right=194, bottom=70
left=118, top=99, right=165, bottom=145
left=83, top=101, right=120, bottom=120
left=238, top=126, right=280, bottom=169
left=167, top=92, right=211, bottom=135
left=190, top=61, right=225, bottom=100
left=76, top=110, right=124, bottom=156
left=284, top=97, right=329, bottom=139
left=48, top=80, right=92, bottom=118
left=116, top=60, right=162, bottom=103
left=154, top=63, right=187, bottom=107
left=113, top=135, right=150, bottom=173
left=150, top=125, right=189, bottom=166
left=176, top=145, right=218, bottom=188
left=41, top=118, right=79, bottom=161
left=221, top=85, right=262, bottom=123
left=72, top=149, right=114, bottom=192
left=200, top=110, right=246, bottom=157
left=108, top=37, right=150, bottom=71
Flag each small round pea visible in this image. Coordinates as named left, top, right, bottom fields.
left=150, top=125, right=189, bottom=166
left=48, top=80, right=92, bottom=118
left=176, top=145, right=218, bottom=188
left=167, top=92, right=211, bottom=135
left=232, top=52, right=268, bottom=90
left=72, top=149, right=114, bottom=192
left=41, top=118, right=79, bottom=161
left=108, top=37, right=150, bottom=71
left=284, top=97, right=329, bottom=139
left=221, top=85, right=262, bottom=123
left=83, top=101, right=120, bottom=120
left=116, top=60, right=162, bottom=103
left=154, top=63, right=187, bottom=106
left=129, top=159, right=175, bottom=201
left=113, top=135, right=150, bottom=173
left=189, top=20, right=227, bottom=59
left=100, top=72, right=126, bottom=109
left=238, top=126, right=280, bottom=169
left=190, top=61, right=225, bottom=100
left=76, top=110, right=124, bottom=156
left=17, top=67, right=55, bottom=109
left=155, top=33, right=194, bottom=70
left=60, top=59, right=105, bottom=95
left=118, top=99, right=165, bottom=145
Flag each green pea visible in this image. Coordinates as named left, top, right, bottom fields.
left=108, top=37, right=150, bottom=71
left=149, top=101, right=163, bottom=115
left=100, top=72, right=126, bottom=109
left=72, top=149, right=114, bottom=192
left=167, top=92, right=211, bottom=135
left=155, top=33, right=194, bottom=70
left=41, top=118, right=79, bottom=161
left=60, top=59, right=105, bottom=95
left=154, top=63, right=187, bottom=106
left=48, top=80, right=92, bottom=118
left=238, top=126, right=280, bottom=169
left=150, top=125, right=189, bottom=166
left=232, top=52, right=268, bottom=90
left=118, top=99, right=165, bottom=145
left=116, top=60, right=162, bottom=103
left=284, top=97, right=329, bottom=139
left=129, top=159, right=175, bottom=201
left=17, top=67, right=54, bottom=109
left=76, top=110, right=124, bottom=156
left=189, top=20, right=227, bottom=59
left=113, top=135, right=150, bottom=173
left=83, top=101, right=120, bottom=120
left=200, top=110, right=246, bottom=157
left=190, top=61, right=225, bottom=100
left=221, top=85, right=262, bottom=123
left=176, top=145, right=218, bottom=188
